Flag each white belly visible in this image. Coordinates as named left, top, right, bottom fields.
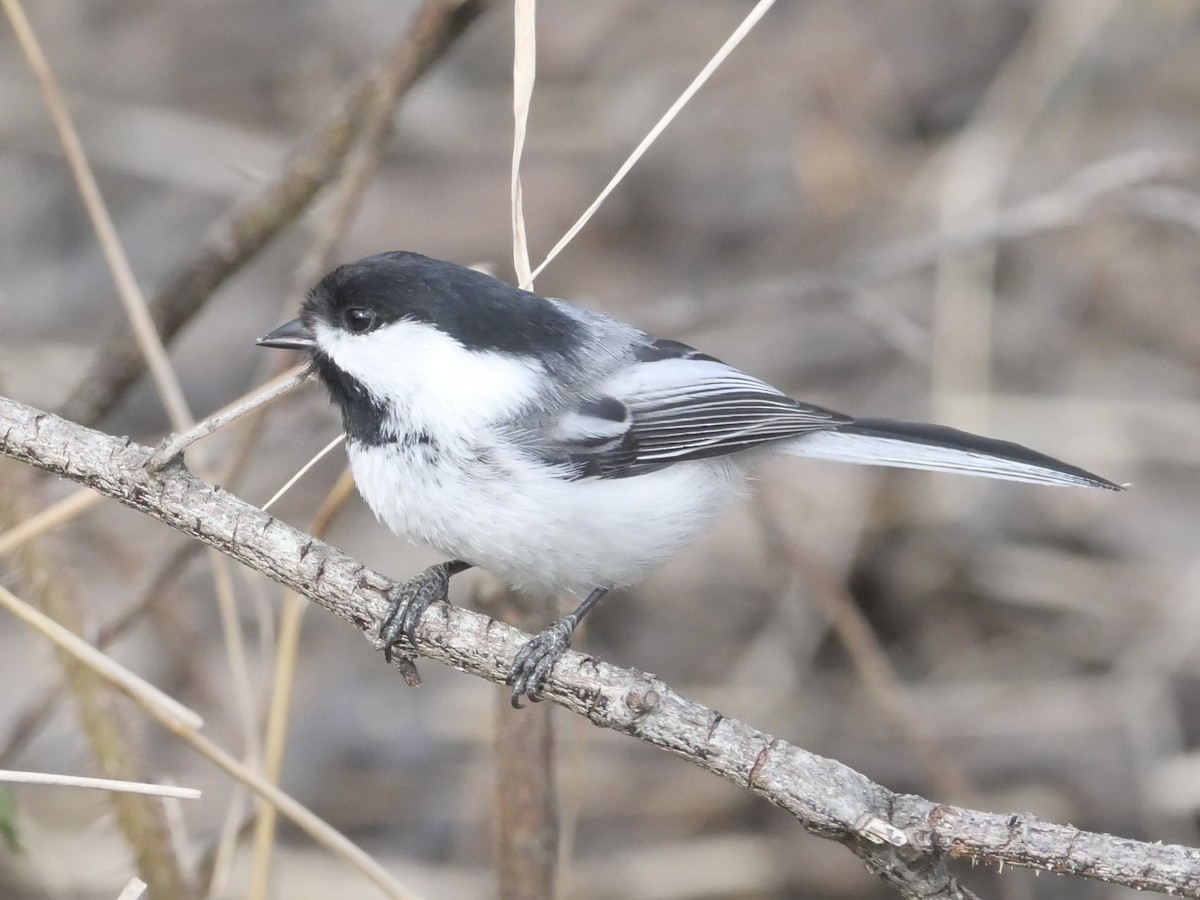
left=347, top=437, right=750, bottom=597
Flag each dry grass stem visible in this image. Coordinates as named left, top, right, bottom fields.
left=931, top=0, right=1123, bottom=431
left=0, top=487, right=103, bottom=558
left=511, top=0, right=536, bottom=288
left=0, top=543, right=421, bottom=899
left=55, top=0, right=491, bottom=427
left=2, top=0, right=193, bottom=432
left=149, top=366, right=312, bottom=470
left=0, top=583, right=203, bottom=731
left=246, top=469, right=356, bottom=900
left=260, top=434, right=347, bottom=512
left=528, top=0, right=777, bottom=282
left=0, top=770, right=200, bottom=801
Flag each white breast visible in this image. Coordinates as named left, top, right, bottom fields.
left=347, top=434, right=752, bottom=597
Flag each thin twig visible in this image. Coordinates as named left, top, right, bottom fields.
left=0, top=557, right=422, bottom=900
left=929, top=0, right=1123, bottom=431
left=0, top=366, right=313, bottom=554
left=529, top=0, right=776, bottom=282
left=246, top=469, right=356, bottom=900
left=2, top=0, right=192, bottom=431
left=260, top=434, right=346, bottom=512
left=0, top=487, right=103, bottom=557
left=149, top=367, right=312, bottom=470
left=0, top=770, right=200, bottom=800
left=56, top=0, right=492, bottom=427
left=0, top=538, right=200, bottom=768
left=0, top=584, right=202, bottom=731
left=512, top=0, right=536, bottom=288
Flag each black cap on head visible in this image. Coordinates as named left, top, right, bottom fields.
left=302, top=251, right=584, bottom=358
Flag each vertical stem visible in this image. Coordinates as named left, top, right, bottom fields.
left=483, top=582, right=559, bottom=900
left=0, top=462, right=194, bottom=900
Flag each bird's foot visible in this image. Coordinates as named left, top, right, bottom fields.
left=506, top=615, right=577, bottom=708
left=379, top=562, right=454, bottom=663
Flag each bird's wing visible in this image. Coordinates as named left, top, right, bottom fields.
left=534, top=338, right=847, bottom=479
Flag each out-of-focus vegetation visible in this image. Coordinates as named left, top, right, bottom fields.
left=2, top=2, right=1199, bottom=897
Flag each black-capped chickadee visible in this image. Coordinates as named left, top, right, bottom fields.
left=258, top=251, right=1121, bottom=706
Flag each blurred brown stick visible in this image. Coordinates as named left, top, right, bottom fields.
left=482, top=581, right=561, bottom=900
left=246, top=469, right=358, bottom=900
left=3, top=395, right=1199, bottom=899
left=756, top=490, right=975, bottom=803
left=0, top=460, right=196, bottom=900
left=0, top=538, right=200, bottom=769
left=57, top=0, right=491, bottom=428
left=736, top=149, right=1189, bottom=312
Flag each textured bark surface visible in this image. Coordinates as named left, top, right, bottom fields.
left=3, top=395, right=1199, bottom=899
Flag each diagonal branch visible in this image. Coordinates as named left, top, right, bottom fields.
left=57, top=0, right=491, bottom=427
left=1, top=394, right=1198, bottom=899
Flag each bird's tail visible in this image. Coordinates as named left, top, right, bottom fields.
left=784, top=417, right=1123, bottom=491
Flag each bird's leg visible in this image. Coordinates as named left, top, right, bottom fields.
left=380, top=559, right=472, bottom=662
left=507, top=587, right=609, bottom=708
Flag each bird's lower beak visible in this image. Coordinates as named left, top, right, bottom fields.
left=257, top=318, right=316, bottom=350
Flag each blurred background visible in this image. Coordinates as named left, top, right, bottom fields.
left=2, top=1, right=1200, bottom=897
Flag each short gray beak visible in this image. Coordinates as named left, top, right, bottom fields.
left=257, top=318, right=316, bottom=350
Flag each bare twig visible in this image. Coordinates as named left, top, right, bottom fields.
left=482, top=581, right=561, bottom=900
left=2, top=0, right=192, bottom=431
left=246, top=470, right=356, bottom=900
left=260, top=434, right=345, bottom=512
left=0, top=366, right=313, bottom=554
left=930, top=0, right=1123, bottom=430
left=757, top=488, right=976, bottom=803
left=149, top=367, right=311, bottom=470
left=0, top=583, right=202, bottom=730
left=57, top=0, right=492, bottom=427
left=0, top=531, right=421, bottom=900
left=0, top=770, right=200, bottom=801
left=0, top=538, right=200, bottom=768
left=511, top=0, right=536, bottom=288
left=528, top=0, right=777, bottom=282
left=2, top=395, right=1197, bottom=899
left=0, top=458, right=196, bottom=899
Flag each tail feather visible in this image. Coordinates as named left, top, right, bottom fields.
left=784, top=417, right=1123, bottom=491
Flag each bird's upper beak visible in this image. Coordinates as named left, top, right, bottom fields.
left=256, top=318, right=316, bottom=351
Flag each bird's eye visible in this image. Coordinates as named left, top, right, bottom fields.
left=344, top=307, right=376, bottom=334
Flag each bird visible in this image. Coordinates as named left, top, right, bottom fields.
left=257, top=250, right=1122, bottom=707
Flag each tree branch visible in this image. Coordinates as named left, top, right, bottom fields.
left=2, top=394, right=1197, bottom=899
left=57, top=0, right=490, bottom=427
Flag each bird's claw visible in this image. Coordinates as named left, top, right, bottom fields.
left=379, top=562, right=452, bottom=663
left=506, top=615, right=576, bottom=708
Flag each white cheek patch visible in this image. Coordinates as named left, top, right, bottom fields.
left=315, top=318, right=545, bottom=434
